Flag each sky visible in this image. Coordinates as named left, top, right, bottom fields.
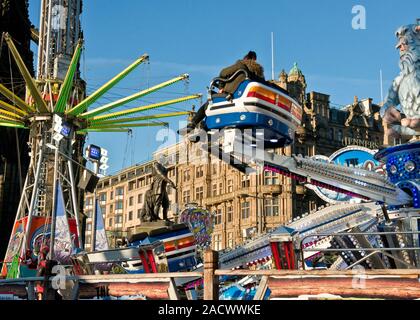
left=27, top=0, right=420, bottom=174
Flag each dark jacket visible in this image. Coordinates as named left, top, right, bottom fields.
left=219, top=59, right=265, bottom=96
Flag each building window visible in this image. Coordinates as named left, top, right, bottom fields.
left=183, top=190, right=190, bottom=203
left=86, top=223, right=92, bottom=231
left=328, top=128, right=334, bottom=140
left=116, top=200, right=123, bottom=210
left=86, top=210, right=92, bottom=219
left=100, top=206, right=106, bottom=215
left=115, top=215, right=123, bottom=224
left=214, top=208, right=222, bottom=225
left=196, top=165, right=204, bottom=178
left=227, top=179, right=233, bottom=193
left=219, top=182, right=223, bottom=195
left=86, top=236, right=91, bottom=245
left=99, top=193, right=106, bottom=202
left=241, top=201, right=250, bottom=219
left=241, top=175, right=250, bottom=188
left=108, top=218, right=113, bottom=227
left=183, top=169, right=190, bottom=182
left=264, top=171, right=279, bottom=185
left=138, top=193, right=143, bottom=204
left=110, top=191, right=114, bottom=200
left=213, top=234, right=222, bottom=251
left=128, top=181, right=136, bottom=191
left=264, top=197, right=279, bottom=216
left=393, top=137, right=402, bottom=146
left=137, top=209, right=141, bottom=219
left=338, top=129, right=343, bottom=141
left=212, top=163, right=217, bottom=175
left=129, top=196, right=133, bottom=206
left=116, top=187, right=124, bottom=196
left=128, top=211, right=133, bottom=221
left=212, top=184, right=218, bottom=197
left=227, top=205, right=233, bottom=223
left=227, top=232, right=234, bottom=248
left=85, top=198, right=93, bottom=207
left=195, top=186, right=204, bottom=200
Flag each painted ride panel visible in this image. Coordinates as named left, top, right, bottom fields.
left=1, top=216, right=79, bottom=278
left=123, top=224, right=197, bottom=273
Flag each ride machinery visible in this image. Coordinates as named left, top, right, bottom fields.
left=0, top=0, right=200, bottom=278
left=191, top=66, right=420, bottom=277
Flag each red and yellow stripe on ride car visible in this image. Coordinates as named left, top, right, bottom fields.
left=247, top=86, right=292, bottom=113
left=291, top=103, right=302, bottom=121
left=164, top=235, right=196, bottom=253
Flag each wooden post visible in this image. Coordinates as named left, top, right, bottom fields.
left=204, top=250, right=219, bottom=300
left=253, top=276, right=268, bottom=300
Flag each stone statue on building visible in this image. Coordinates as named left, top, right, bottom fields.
left=380, top=20, right=420, bottom=137
left=140, top=156, right=177, bottom=222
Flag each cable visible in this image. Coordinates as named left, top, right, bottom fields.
left=7, top=46, right=23, bottom=193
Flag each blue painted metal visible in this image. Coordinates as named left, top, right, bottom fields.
left=206, top=112, right=294, bottom=147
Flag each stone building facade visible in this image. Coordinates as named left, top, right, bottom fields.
left=84, top=63, right=403, bottom=251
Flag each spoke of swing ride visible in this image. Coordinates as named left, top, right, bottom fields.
left=0, top=108, right=24, bottom=120
left=0, top=83, right=33, bottom=114
left=3, top=33, right=47, bottom=113
left=86, top=122, right=168, bottom=130
left=66, top=54, right=150, bottom=116
left=88, top=111, right=190, bottom=126
left=0, top=120, right=26, bottom=128
left=0, top=99, right=28, bottom=116
left=54, top=40, right=83, bottom=113
left=77, top=128, right=131, bottom=133
left=87, top=94, right=201, bottom=122
left=78, top=74, right=191, bottom=119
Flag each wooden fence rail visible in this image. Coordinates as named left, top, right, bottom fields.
left=1, top=250, right=420, bottom=300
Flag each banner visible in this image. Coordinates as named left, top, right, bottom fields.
left=53, top=181, right=73, bottom=263
left=94, top=199, right=109, bottom=251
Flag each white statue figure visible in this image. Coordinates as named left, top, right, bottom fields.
left=381, top=20, right=420, bottom=137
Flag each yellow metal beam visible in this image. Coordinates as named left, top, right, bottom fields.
left=0, top=108, right=23, bottom=120
left=0, top=114, right=21, bottom=122
left=79, top=74, right=190, bottom=118
left=77, top=128, right=131, bottom=133
left=0, top=119, right=26, bottom=128
left=67, top=54, right=149, bottom=116
left=88, top=111, right=190, bottom=126
left=0, top=83, right=33, bottom=113
left=87, top=122, right=168, bottom=129
left=85, top=94, right=201, bottom=122
left=0, top=99, right=27, bottom=116
left=3, top=33, right=48, bottom=112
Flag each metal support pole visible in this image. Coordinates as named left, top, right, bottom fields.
left=21, top=144, right=45, bottom=255
left=49, top=146, right=59, bottom=259
left=382, top=205, right=391, bottom=224
left=256, top=165, right=260, bottom=236
left=67, top=160, right=83, bottom=250
left=91, top=161, right=99, bottom=251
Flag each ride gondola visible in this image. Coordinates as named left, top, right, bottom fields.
left=202, top=69, right=303, bottom=149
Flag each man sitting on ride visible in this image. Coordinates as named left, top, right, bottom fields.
left=179, top=51, right=265, bottom=134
